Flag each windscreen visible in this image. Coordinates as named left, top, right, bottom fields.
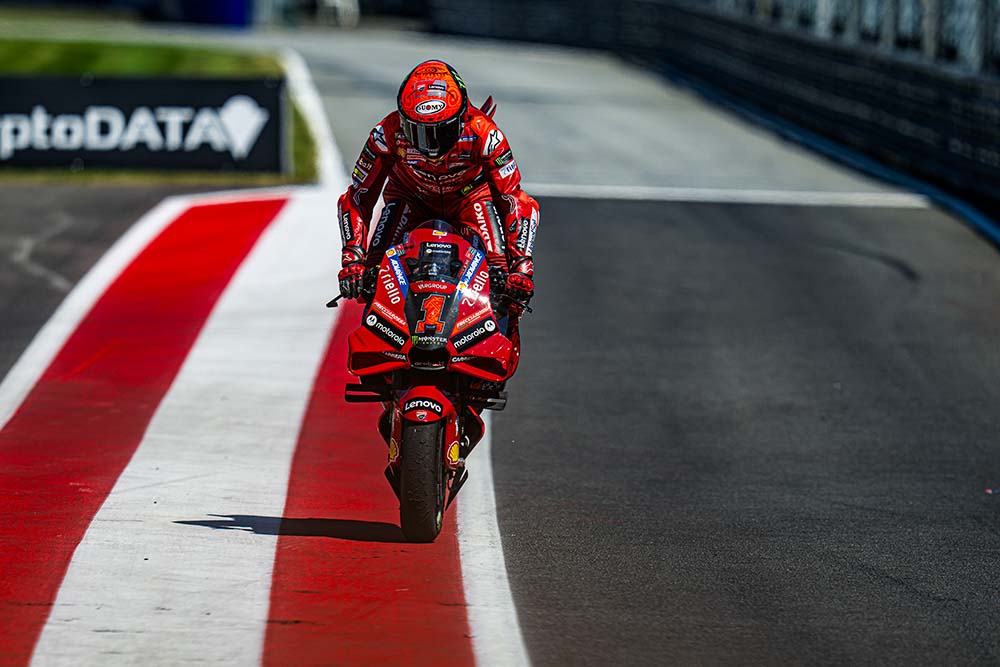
left=409, top=241, right=462, bottom=282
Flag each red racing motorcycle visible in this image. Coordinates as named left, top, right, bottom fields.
left=329, top=220, right=524, bottom=542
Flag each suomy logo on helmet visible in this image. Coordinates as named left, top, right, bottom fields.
left=414, top=100, right=447, bottom=116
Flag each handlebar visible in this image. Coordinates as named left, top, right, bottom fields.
left=330, top=266, right=530, bottom=314
left=499, top=293, right=533, bottom=314
left=329, top=292, right=530, bottom=313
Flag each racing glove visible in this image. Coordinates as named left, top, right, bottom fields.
left=339, top=245, right=366, bottom=300
left=506, top=270, right=534, bottom=305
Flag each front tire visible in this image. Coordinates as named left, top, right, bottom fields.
left=399, top=421, right=446, bottom=542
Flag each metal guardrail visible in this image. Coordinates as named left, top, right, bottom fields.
left=429, top=0, right=1000, bottom=208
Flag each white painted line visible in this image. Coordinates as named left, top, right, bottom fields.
left=522, top=182, right=929, bottom=208
left=30, top=189, right=343, bottom=666
left=458, top=412, right=532, bottom=667
left=282, top=48, right=343, bottom=187
left=0, top=49, right=342, bottom=433
left=0, top=196, right=190, bottom=432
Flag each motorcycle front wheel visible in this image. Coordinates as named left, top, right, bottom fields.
left=399, top=421, right=446, bottom=543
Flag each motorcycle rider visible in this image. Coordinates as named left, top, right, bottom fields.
left=337, top=59, right=539, bottom=317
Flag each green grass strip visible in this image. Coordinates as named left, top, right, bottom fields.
left=0, top=38, right=283, bottom=77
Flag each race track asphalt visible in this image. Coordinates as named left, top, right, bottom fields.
left=492, top=196, right=1000, bottom=665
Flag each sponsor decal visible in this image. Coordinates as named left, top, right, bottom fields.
left=373, top=300, right=408, bottom=329
left=412, top=280, right=452, bottom=292
left=451, top=317, right=498, bottom=352
left=403, top=398, right=444, bottom=414
left=450, top=355, right=475, bottom=363
left=415, top=294, right=447, bottom=334
left=414, top=99, right=447, bottom=116
left=382, top=350, right=408, bottom=361
left=455, top=306, right=491, bottom=332
left=388, top=437, right=400, bottom=463
left=514, top=214, right=538, bottom=255
left=432, top=230, right=448, bottom=237
left=494, top=150, right=514, bottom=167
left=0, top=96, right=270, bottom=163
left=482, top=128, right=503, bottom=156
left=379, top=267, right=402, bottom=305
left=371, top=124, right=388, bottom=152
left=516, top=217, right=530, bottom=253
left=527, top=214, right=537, bottom=255
left=447, top=440, right=461, bottom=466
left=498, top=161, right=517, bottom=179
left=351, top=164, right=368, bottom=186
left=371, top=203, right=393, bottom=249
left=416, top=412, right=428, bottom=421
left=365, top=311, right=407, bottom=349
left=424, top=241, right=454, bottom=255
left=461, top=267, right=490, bottom=308
left=339, top=211, right=354, bottom=244
left=473, top=202, right=495, bottom=253
left=362, top=145, right=377, bottom=162
left=387, top=254, right=409, bottom=297
left=411, top=334, right=449, bottom=347
left=457, top=250, right=485, bottom=292
left=459, top=134, right=476, bottom=142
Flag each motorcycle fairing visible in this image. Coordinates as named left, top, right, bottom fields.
left=348, top=225, right=514, bottom=381
left=399, top=385, right=462, bottom=471
left=400, top=387, right=453, bottom=424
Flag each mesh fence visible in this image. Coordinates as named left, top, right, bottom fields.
left=696, top=0, right=998, bottom=71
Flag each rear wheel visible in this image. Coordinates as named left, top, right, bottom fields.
left=399, top=421, right=446, bottom=542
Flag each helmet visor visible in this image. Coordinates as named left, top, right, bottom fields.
left=400, top=114, right=462, bottom=158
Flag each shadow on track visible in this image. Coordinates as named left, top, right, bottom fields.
left=175, top=514, right=405, bottom=543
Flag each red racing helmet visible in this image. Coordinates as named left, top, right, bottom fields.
left=397, top=60, right=468, bottom=159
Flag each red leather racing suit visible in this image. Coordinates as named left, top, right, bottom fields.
left=337, top=107, right=539, bottom=281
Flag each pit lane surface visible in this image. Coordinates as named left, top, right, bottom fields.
left=3, top=22, right=1000, bottom=666
left=290, top=29, right=1000, bottom=663
left=494, top=197, right=1000, bottom=664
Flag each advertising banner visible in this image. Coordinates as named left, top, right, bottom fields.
left=0, top=76, right=285, bottom=172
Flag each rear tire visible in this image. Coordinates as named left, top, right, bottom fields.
left=399, top=421, right=446, bottom=543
